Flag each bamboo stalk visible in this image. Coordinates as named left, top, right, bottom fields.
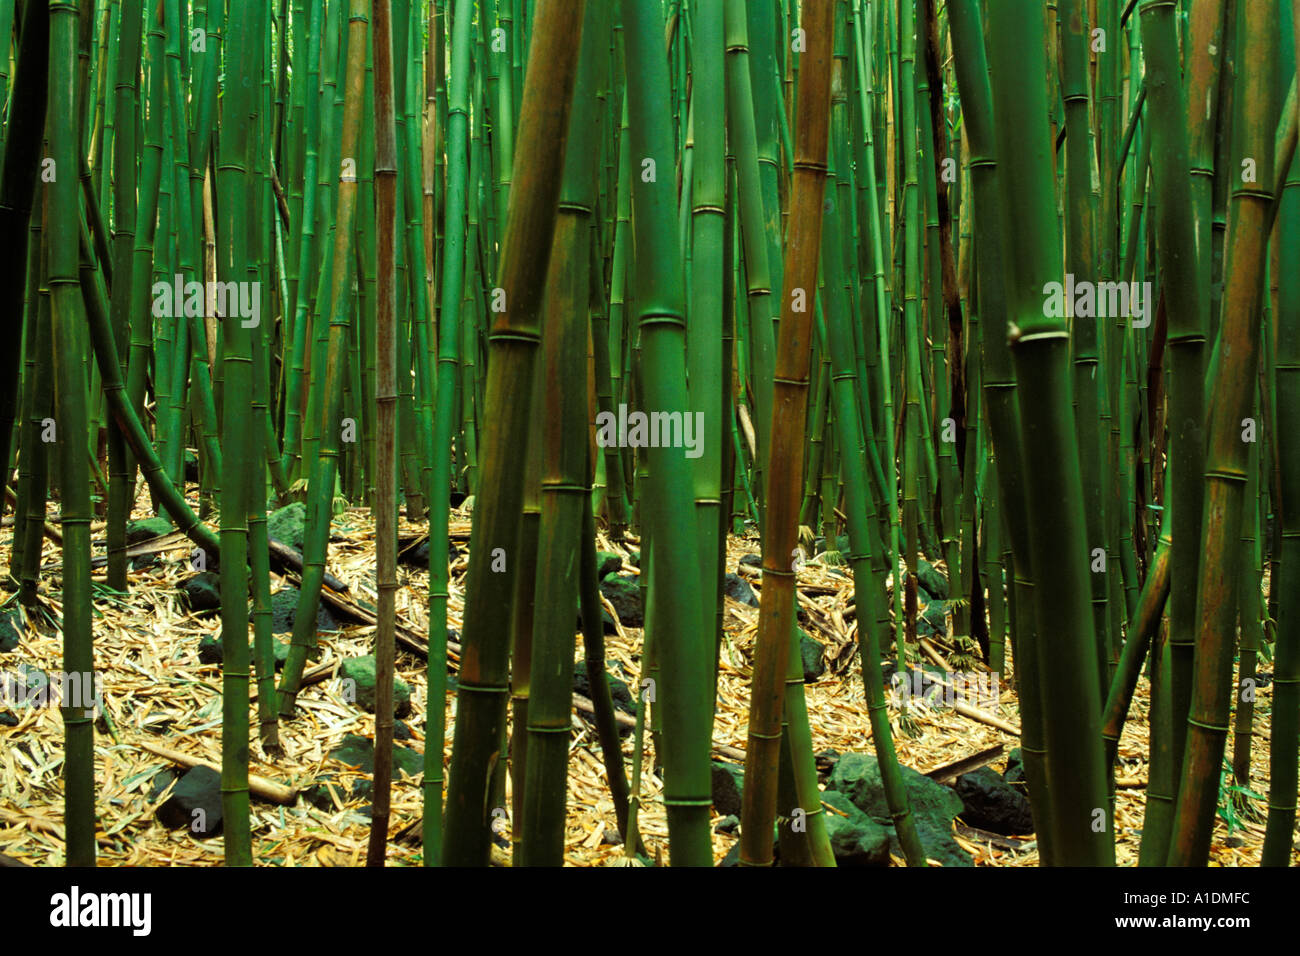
left=518, top=0, right=605, bottom=866
left=369, top=0, right=398, bottom=869
left=51, top=0, right=98, bottom=869
left=740, top=0, right=835, bottom=868
left=442, top=0, right=586, bottom=866
left=1168, top=0, right=1276, bottom=866
left=618, top=0, right=714, bottom=866
left=1136, top=0, right=1211, bottom=861
left=986, top=0, right=1113, bottom=866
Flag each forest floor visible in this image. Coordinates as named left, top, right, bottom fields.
left=1, top=490, right=1294, bottom=867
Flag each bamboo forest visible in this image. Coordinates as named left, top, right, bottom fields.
left=0, top=0, right=1297, bottom=876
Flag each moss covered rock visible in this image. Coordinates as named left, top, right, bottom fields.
left=267, top=502, right=308, bottom=552
left=339, top=655, right=411, bottom=718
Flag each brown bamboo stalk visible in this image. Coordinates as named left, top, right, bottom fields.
left=368, top=0, right=399, bottom=869
left=1168, top=0, right=1276, bottom=866
left=739, top=0, right=835, bottom=867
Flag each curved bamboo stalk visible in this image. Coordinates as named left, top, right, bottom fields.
left=578, top=495, right=632, bottom=842
left=1102, top=499, right=1172, bottom=771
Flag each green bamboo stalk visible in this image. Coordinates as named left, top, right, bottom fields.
left=213, top=0, right=271, bottom=868
left=593, top=114, right=630, bottom=535
left=0, top=0, right=16, bottom=161
left=689, top=0, right=724, bottom=680
left=0, top=0, right=50, bottom=487
left=423, top=0, right=474, bottom=866
left=278, top=0, right=369, bottom=716
left=819, top=103, right=925, bottom=864
left=1059, top=0, right=1110, bottom=693
left=1231, top=426, right=1263, bottom=790
left=49, top=0, right=96, bottom=868
left=123, top=0, right=165, bottom=503
left=985, top=0, right=1113, bottom=866
left=724, top=0, right=777, bottom=519
left=1136, top=5, right=1209, bottom=860
left=619, top=0, right=713, bottom=866
left=745, top=0, right=785, bottom=319
left=104, top=0, right=143, bottom=593
left=15, top=226, right=50, bottom=609
left=897, top=0, right=925, bottom=675
left=281, top=0, right=326, bottom=481
left=1186, top=0, right=1228, bottom=332
left=302, top=3, right=347, bottom=487
left=852, top=0, right=903, bottom=670
left=442, top=0, right=586, bottom=866
left=1263, top=46, right=1300, bottom=862
left=917, top=0, right=965, bottom=642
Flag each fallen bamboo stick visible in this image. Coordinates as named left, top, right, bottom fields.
left=924, top=744, right=1006, bottom=784
left=913, top=638, right=1021, bottom=735
left=248, top=659, right=337, bottom=700
left=134, top=740, right=298, bottom=804
left=950, top=699, right=1020, bottom=736
left=3, top=485, right=63, bottom=544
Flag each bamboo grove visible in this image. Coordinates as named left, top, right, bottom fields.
left=0, top=0, right=1298, bottom=868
